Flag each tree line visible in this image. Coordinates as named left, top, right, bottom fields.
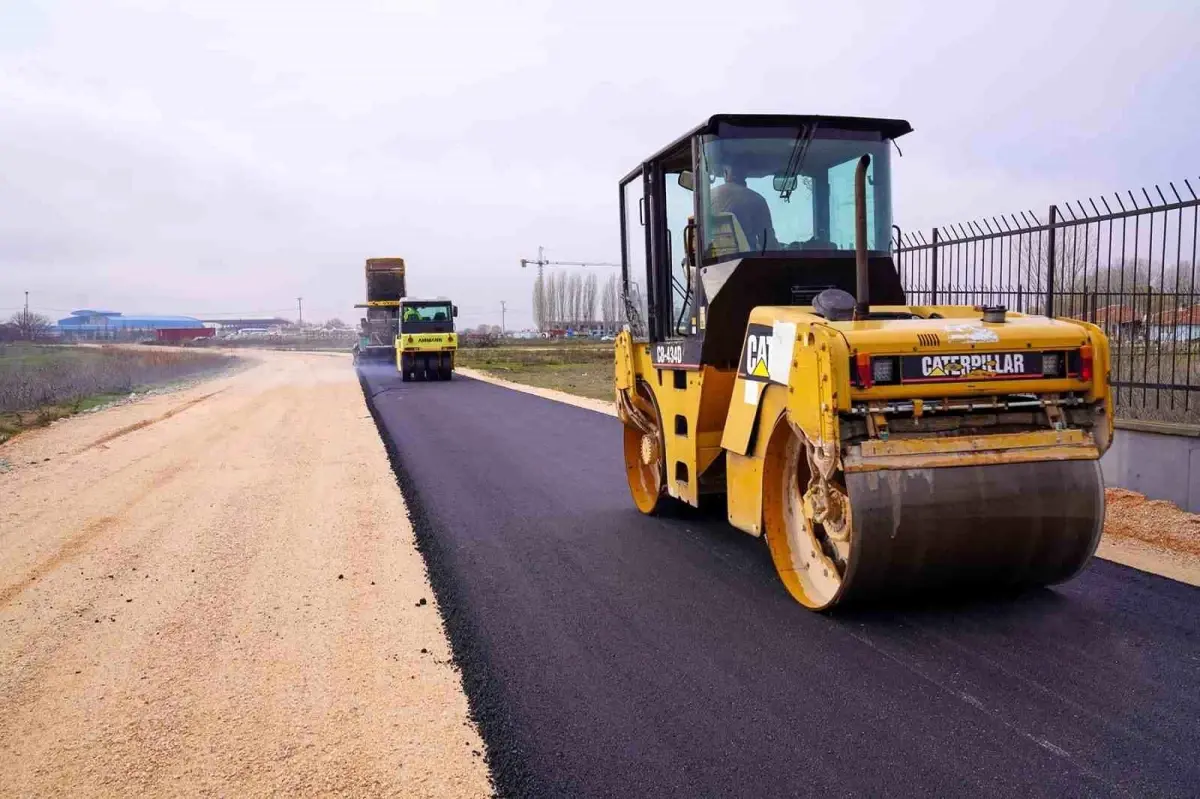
left=532, top=271, right=626, bottom=331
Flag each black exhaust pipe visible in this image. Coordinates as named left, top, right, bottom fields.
left=854, top=153, right=871, bottom=320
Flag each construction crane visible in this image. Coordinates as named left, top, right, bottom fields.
left=519, top=246, right=619, bottom=285
left=521, top=246, right=623, bottom=335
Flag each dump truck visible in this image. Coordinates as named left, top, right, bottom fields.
left=614, top=114, right=1112, bottom=611
left=396, top=297, right=458, bottom=381
left=353, top=257, right=406, bottom=364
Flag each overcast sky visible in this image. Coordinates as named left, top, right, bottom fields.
left=2, top=0, right=1197, bottom=329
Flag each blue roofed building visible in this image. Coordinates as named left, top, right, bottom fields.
left=56, top=310, right=207, bottom=338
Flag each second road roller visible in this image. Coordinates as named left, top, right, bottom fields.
left=613, top=113, right=1112, bottom=610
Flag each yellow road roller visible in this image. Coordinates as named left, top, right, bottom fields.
left=614, top=114, right=1112, bottom=610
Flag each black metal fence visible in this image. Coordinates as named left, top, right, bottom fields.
left=894, top=178, right=1200, bottom=423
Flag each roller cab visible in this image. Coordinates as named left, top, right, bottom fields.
left=614, top=114, right=1113, bottom=610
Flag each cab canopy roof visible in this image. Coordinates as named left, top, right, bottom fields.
left=628, top=113, right=913, bottom=178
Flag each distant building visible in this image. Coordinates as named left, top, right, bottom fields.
left=56, top=310, right=206, bottom=338
left=1147, top=304, right=1200, bottom=343
left=1091, top=304, right=1143, bottom=341
left=156, top=327, right=216, bottom=343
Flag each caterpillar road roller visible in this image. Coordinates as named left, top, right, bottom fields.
left=614, top=114, right=1112, bottom=610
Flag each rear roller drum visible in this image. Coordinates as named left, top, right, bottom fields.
left=764, top=425, right=1105, bottom=611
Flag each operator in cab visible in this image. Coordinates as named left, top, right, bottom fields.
left=710, top=163, right=777, bottom=252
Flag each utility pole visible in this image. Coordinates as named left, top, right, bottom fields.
left=500, top=300, right=507, bottom=337
left=297, top=297, right=303, bottom=327
left=24, top=291, right=29, bottom=316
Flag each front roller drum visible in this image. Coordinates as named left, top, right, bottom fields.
left=765, top=433, right=1104, bottom=610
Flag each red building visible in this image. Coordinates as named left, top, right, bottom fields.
left=155, top=327, right=215, bottom=343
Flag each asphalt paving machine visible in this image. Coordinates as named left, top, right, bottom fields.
left=353, top=257, right=406, bottom=364
left=614, top=114, right=1112, bottom=610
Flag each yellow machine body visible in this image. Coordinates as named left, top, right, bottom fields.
left=617, top=304, right=1113, bottom=610
left=394, top=297, right=458, bottom=382
left=614, top=113, right=1114, bottom=610
left=397, top=331, right=458, bottom=355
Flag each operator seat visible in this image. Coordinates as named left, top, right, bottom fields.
left=706, top=212, right=751, bottom=259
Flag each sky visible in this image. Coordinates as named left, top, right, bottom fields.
left=1, top=0, right=1197, bottom=330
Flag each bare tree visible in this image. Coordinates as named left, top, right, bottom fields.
left=1014, top=225, right=1103, bottom=317
left=532, top=274, right=547, bottom=332
left=581, top=273, right=598, bottom=327
left=600, top=274, right=619, bottom=329
left=563, top=272, right=579, bottom=327
left=554, top=272, right=569, bottom=327
left=9, top=309, right=52, bottom=340
left=543, top=272, right=558, bottom=327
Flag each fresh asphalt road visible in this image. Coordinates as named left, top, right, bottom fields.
left=359, top=366, right=1199, bottom=799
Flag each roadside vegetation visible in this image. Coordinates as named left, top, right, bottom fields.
left=0, top=343, right=236, bottom=442
left=456, top=339, right=614, bottom=401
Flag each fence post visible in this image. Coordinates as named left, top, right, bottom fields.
left=930, top=227, right=939, bottom=304
left=1044, top=204, right=1058, bottom=318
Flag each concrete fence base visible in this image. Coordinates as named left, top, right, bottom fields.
left=1101, top=420, right=1200, bottom=513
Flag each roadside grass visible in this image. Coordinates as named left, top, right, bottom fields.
left=456, top=341, right=614, bottom=401
left=0, top=343, right=236, bottom=443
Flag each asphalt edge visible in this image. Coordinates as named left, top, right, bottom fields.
left=355, top=369, right=531, bottom=799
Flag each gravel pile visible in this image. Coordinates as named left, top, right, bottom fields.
left=1105, top=488, right=1200, bottom=556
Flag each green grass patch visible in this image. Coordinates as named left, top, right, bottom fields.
left=456, top=342, right=615, bottom=401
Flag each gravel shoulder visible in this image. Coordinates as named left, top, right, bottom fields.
left=0, top=350, right=489, bottom=797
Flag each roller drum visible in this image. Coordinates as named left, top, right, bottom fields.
left=840, top=459, right=1105, bottom=605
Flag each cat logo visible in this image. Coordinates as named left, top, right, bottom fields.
left=740, top=323, right=773, bottom=382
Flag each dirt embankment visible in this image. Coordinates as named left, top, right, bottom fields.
left=0, top=350, right=489, bottom=797
left=1099, top=488, right=1200, bottom=585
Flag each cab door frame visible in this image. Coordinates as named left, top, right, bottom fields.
left=619, top=141, right=706, bottom=370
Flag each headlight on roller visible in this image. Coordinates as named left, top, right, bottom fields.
left=1043, top=352, right=1063, bottom=377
